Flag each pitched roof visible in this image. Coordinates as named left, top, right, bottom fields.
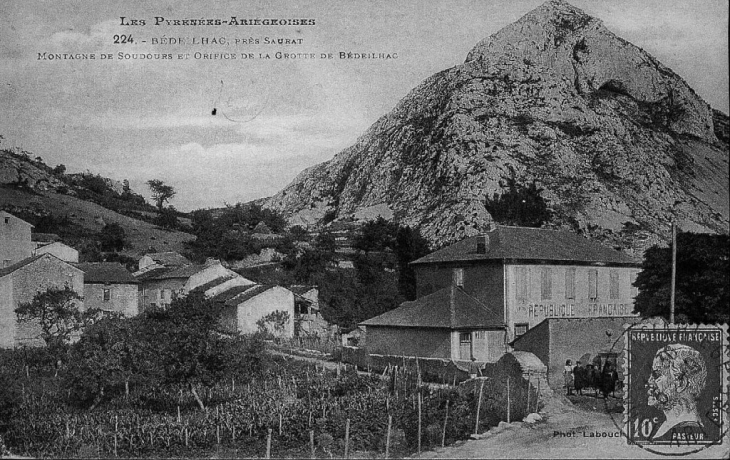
left=225, top=284, right=274, bottom=306
left=143, top=252, right=190, bottom=267
left=0, top=254, right=44, bottom=278
left=209, top=284, right=257, bottom=304
left=73, top=262, right=138, bottom=284
left=134, top=266, right=172, bottom=281
left=0, top=254, right=82, bottom=278
left=412, top=226, right=639, bottom=266
left=289, top=285, right=316, bottom=295
left=31, top=233, right=60, bottom=243
left=360, top=286, right=505, bottom=329
left=192, top=275, right=237, bottom=293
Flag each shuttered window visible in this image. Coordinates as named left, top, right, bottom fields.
left=588, top=269, right=598, bottom=300
left=541, top=268, right=552, bottom=300
left=609, top=271, right=620, bottom=299
left=516, top=267, right=529, bottom=301
left=565, top=268, right=576, bottom=299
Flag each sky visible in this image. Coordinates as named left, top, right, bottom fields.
left=1, top=0, right=727, bottom=211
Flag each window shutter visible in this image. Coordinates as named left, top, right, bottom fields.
left=588, top=270, right=598, bottom=300
left=609, top=271, right=620, bottom=299
left=541, top=268, right=552, bottom=300
left=565, top=268, right=576, bottom=299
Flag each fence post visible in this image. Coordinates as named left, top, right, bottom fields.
left=418, top=390, right=422, bottom=454
left=344, top=418, right=351, bottom=458
left=385, top=415, right=392, bottom=459
left=506, top=377, right=511, bottom=424
left=266, top=428, right=272, bottom=459
left=310, top=430, right=315, bottom=459
left=442, top=399, right=450, bottom=447
left=475, top=379, right=485, bottom=434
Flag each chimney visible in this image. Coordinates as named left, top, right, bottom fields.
left=476, top=233, right=489, bottom=254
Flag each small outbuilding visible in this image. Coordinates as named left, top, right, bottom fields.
left=74, top=262, right=139, bottom=317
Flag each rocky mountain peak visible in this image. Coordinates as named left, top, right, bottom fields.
left=265, top=1, right=728, bottom=253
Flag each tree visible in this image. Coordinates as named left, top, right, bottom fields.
left=394, top=226, right=431, bottom=300
left=99, top=222, right=127, bottom=252
left=484, top=177, right=552, bottom=227
left=634, top=232, right=729, bottom=324
left=15, top=286, right=92, bottom=350
left=147, top=179, right=176, bottom=211
left=256, top=310, right=291, bottom=338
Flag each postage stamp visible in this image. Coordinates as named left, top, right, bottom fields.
left=623, top=323, right=729, bottom=452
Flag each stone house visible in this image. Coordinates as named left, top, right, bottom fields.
left=74, top=262, right=138, bottom=317
left=0, top=253, right=84, bottom=348
left=215, top=284, right=295, bottom=337
left=135, top=259, right=241, bottom=312
left=0, top=211, right=35, bottom=267
left=362, top=225, right=642, bottom=363
left=290, top=285, right=329, bottom=336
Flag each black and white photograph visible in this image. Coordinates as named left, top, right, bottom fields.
left=0, top=0, right=728, bottom=458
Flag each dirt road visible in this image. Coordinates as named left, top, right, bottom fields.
left=415, top=398, right=729, bottom=459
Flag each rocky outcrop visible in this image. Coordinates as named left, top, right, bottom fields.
left=265, top=0, right=729, bottom=251
left=0, top=150, right=65, bottom=191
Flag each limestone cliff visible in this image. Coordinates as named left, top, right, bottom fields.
left=265, top=0, right=729, bottom=253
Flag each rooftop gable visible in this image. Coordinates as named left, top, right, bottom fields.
left=412, top=226, right=639, bottom=266
left=360, top=285, right=504, bottom=329
left=73, top=262, right=138, bottom=284
left=0, top=253, right=82, bottom=278
left=0, top=211, right=33, bottom=228
left=143, top=252, right=190, bottom=267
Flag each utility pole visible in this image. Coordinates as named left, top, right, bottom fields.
left=670, top=222, right=677, bottom=324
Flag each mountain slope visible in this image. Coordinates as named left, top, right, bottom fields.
left=265, top=0, right=728, bottom=252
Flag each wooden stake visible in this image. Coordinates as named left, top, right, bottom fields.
left=114, top=434, right=117, bottom=457
left=385, top=415, right=392, bottom=459
left=266, top=428, right=272, bottom=459
left=185, top=427, right=189, bottom=447
left=475, top=379, right=484, bottom=434
left=442, top=400, right=450, bottom=447
left=177, top=405, right=181, bottom=423
left=310, top=430, right=315, bottom=459
left=506, top=377, right=511, bottom=424
left=217, top=424, right=220, bottom=445
left=279, top=411, right=283, bottom=435
left=344, top=418, right=351, bottom=458
left=418, top=391, right=422, bottom=453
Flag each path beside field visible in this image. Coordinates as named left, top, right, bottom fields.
left=415, top=396, right=729, bottom=459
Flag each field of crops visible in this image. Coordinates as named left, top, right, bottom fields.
left=1, top=349, right=539, bottom=458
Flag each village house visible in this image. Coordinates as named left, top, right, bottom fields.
left=74, top=262, right=139, bottom=317
left=361, top=225, right=642, bottom=366
left=290, top=285, right=329, bottom=336
left=0, top=253, right=84, bottom=348
left=33, top=240, right=79, bottom=263
left=214, top=284, right=295, bottom=337
left=134, top=257, right=240, bottom=312
left=0, top=211, right=35, bottom=267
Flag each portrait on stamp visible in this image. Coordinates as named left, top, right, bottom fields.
left=625, top=325, right=727, bottom=447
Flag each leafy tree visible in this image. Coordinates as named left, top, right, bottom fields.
left=634, top=232, right=729, bottom=324
left=352, top=217, right=398, bottom=252
left=281, top=248, right=334, bottom=284
left=314, top=230, right=337, bottom=253
left=256, top=310, right=291, bottom=338
left=15, top=286, right=93, bottom=350
left=155, top=206, right=179, bottom=229
left=137, top=292, right=230, bottom=410
left=52, top=164, right=66, bottom=175
left=484, top=177, right=551, bottom=227
left=99, top=222, right=127, bottom=252
left=394, top=226, right=431, bottom=300
left=147, top=179, right=176, bottom=211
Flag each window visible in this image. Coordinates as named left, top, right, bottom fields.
left=565, top=268, right=576, bottom=299
left=516, top=267, right=529, bottom=301
left=103, top=288, right=111, bottom=301
left=4, top=217, right=9, bottom=224
left=540, top=268, right=552, bottom=300
left=514, top=323, right=529, bottom=338
left=608, top=271, right=618, bottom=299
left=2, top=260, right=10, bottom=268
left=588, top=269, right=598, bottom=300
left=453, top=268, right=464, bottom=287
left=459, top=332, right=472, bottom=344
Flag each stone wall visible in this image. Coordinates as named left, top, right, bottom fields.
left=364, top=326, right=452, bottom=359
left=84, top=283, right=138, bottom=317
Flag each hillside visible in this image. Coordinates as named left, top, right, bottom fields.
left=0, top=149, right=194, bottom=257
left=265, top=0, right=729, bottom=253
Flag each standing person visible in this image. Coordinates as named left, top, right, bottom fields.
left=574, top=361, right=587, bottom=396
left=564, top=359, right=575, bottom=396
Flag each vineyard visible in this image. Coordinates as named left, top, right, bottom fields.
left=1, top=347, right=541, bottom=458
